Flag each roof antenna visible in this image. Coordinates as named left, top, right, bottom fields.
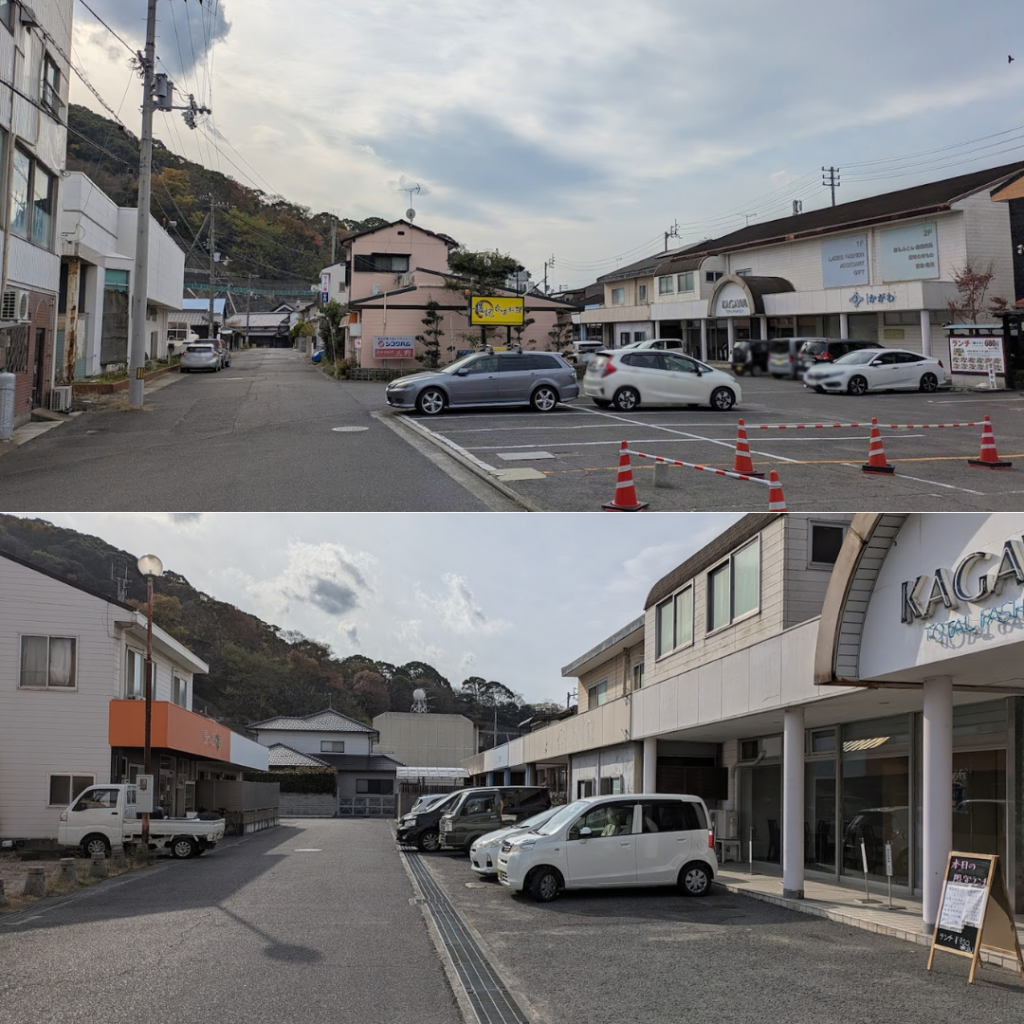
left=400, top=183, right=421, bottom=222
left=111, top=560, right=129, bottom=603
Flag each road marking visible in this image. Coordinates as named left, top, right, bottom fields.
left=495, top=451, right=556, bottom=460
left=294, top=848, right=322, bottom=852
left=331, top=426, right=369, bottom=433
left=931, top=397, right=1024, bottom=405
left=888, top=472, right=985, bottom=495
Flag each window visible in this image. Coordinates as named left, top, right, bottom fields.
left=576, top=779, right=595, bottom=799
left=618, top=332, right=632, bottom=347
left=632, top=661, right=644, bottom=690
left=735, top=268, right=752, bottom=277
left=11, top=147, right=29, bottom=239
left=320, top=740, right=346, bottom=752
left=638, top=284, right=648, bottom=303
left=461, top=793, right=495, bottom=814
left=658, top=276, right=675, bottom=295
left=125, top=648, right=145, bottom=698
left=895, top=352, right=925, bottom=363
left=641, top=800, right=700, bottom=833
left=740, top=739, right=759, bottom=760
left=568, top=802, right=634, bottom=839
left=0, top=1, right=12, bottom=32
left=40, top=53, right=62, bottom=118
left=105, top=269, right=129, bottom=291
left=588, top=679, right=609, bottom=710
left=527, top=354, right=560, bottom=369
left=883, top=311, right=918, bottom=326
left=465, top=355, right=498, bottom=374
left=356, top=778, right=393, bottom=794
left=662, top=353, right=699, bottom=373
left=72, top=787, right=119, bottom=810
left=622, top=351, right=660, bottom=369
left=48, top=774, right=95, bottom=807
left=20, top=635, right=77, bottom=688
left=655, top=585, right=693, bottom=657
left=610, top=287, right=625, bottom=305
left=10, top=148, right=56, bottom=249
left=707, top=537, right=760, bottom=632
left=705, top=271, right=723, bottom=283
left=633, top=331, right=647, bottom=342
left=171, top=676, right=187, bottom=707
left=599, top=776, right=623, bottom=795
left=677, top=272, right=694, bottom=292
left=353, top=252, right=409, bottom=273
left=810, top=729, right=836, bottom=754
left=809, top=523, right=846, bottom=567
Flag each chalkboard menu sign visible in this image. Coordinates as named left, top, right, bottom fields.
left=927, top=852, right=1024, bottom=984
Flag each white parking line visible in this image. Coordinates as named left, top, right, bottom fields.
left=461, top=433, right=926, bottom=452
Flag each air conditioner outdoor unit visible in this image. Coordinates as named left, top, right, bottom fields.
left=49, top=386, right=73, bottom=412
left=2, top=289, right=30, bottom=322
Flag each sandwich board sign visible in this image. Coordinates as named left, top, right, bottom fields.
left=927, top=852, right=1024, bottom=983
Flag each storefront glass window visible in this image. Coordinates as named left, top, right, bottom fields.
left=840, top=715, right=910, bottom=886
left=805, top=759, right=836, bottom=872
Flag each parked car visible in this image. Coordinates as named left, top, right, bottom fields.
left=496, top=793, right=717, bottom=902
left=396, top=790, right=465, bottom=851
left=796, top=339, right=882, bottom=377
left=768, top=338, right=814, bottom=379
left=408, top=793, right=449, bottom=816
left=604, top=338, right=687, bottom=355
left=730, top=340, right=771, bottom=376
left=213, top=339, right=231, bottom=368
left=385, top=350, right=579, bottom=416
left=583, top=350, right=741, bottom=411
left=439, top=786, right=552, bottom=851
left=179, top=343, right=220, bottom=373
left=804, top=348, right=947, bottom=395
left=469, top=807, right=560, bottom=877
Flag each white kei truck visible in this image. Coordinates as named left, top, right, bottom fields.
left=58, top=783, right=225, bottom=860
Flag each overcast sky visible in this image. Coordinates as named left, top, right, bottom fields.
left=71, top=1, right=1024, bottom=287
left=24, top=513, right=742, bottom=704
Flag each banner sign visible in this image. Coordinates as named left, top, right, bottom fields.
left=320, top=273, right=330, bottom=304
left=470, top=296, right=524, bottom=326
left=373, top=335, right=415, bottom=359
left=948, top=335, right=1005, bottom=376
left=821, top=235, right=868, bottom=288
left=879, top=221, right=938, bottom=282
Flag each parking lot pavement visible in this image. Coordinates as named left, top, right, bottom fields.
left=418, top=849, right=1024, bottom=1024
left=389, top=377, right=1024, bottom=511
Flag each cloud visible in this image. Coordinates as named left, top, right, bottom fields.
left=304, top=577, right=360, bottom=617
left=169, top=513, right=203, bottom=524
left=416, top=573, right=509, bottom=636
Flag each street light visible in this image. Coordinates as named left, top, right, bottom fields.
left=136, top=554, right=163, bottom=861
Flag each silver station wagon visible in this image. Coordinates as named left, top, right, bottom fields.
left=385, top=349, right=579, bottom=416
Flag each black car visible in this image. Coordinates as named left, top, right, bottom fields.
left=797, top=339, right=882, bottom=376
left=730, top=340, right=771, bottom=375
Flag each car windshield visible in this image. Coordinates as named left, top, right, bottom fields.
left=533, top=800, right=590, bottom=835
left=769, top=341, right=793, bottom=354
left=440, top=353, right=482, bottom=375
left=834, top=349, right=883, bottom=365
left=187, top=345, right=213, bottom=352
left=512, top=808, right=557, bottom=831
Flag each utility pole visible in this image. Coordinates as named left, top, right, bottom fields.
left=329, top=215, right=337, bottom=265
left=664, top=220, right=679, bottom=252
left=822, top=166, right=840, bottom=207
left=127, top=0, right=158, bottom=409
left=245, top=273, right=255, bottom=348
left=543, top=255, right=554, bottom=294
left=207, top=195, right=216, bottom=342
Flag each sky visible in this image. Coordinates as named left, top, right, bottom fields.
left=20, top=512, right=741, bottom=705
left=69, top=1, right=1024, bottom=288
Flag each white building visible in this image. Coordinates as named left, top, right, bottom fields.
left=0, top=551, right=269, bottom=846
left=582, top=162, right=1022, bottom=362
left=58, top=172, right=185, bottom=378
left=372, top=711, right=478, bottom=770
left=0, top=1, right=74, bottom=424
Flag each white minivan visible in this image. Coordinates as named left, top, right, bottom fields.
left=496, top=793, right=717, bottom=902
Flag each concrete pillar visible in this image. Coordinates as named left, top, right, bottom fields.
left=90, top=852, right=108, bottom=879
left=643, top=737, right=657, bottom=793
left=486, top=771, right=495, bottom=786
left=782, top=707, right=805, bottom=899
left=63, top=256, right=81, bottom=384
left=653, top=319, right=661, bottom=340
left=58, top=858, right=77, bottom=886
left=922, top=675, right=953, bottom=931
left=699, top=319, right=708, bottom=363
left=23, top=867, right=45, bottom=896
left=759, top=314, right=768, bottom=341
left=0, top=879, right=5, bottom=908
left=920, top=309, right=932, bottom=358
left=839, top=312, right=849, bottom=339
left=726, top=317, right=735, bottom=355
left=111, top=846, right=127, bottom=870
left=524, top=763, right=534, bottom=786
left=503, top=767, right=511, bottom=786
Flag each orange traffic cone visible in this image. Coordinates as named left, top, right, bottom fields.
left=968, top=415, right=1012, bottom=469
left=767, top=470, right=787, bottom=511
left=732, top=419, right=765, bottom=478
left=862, top=418, right=895, bottom=474
left=603, top=441, right=649, bottom=511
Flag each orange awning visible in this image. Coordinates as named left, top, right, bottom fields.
left=109, top=700, right=232, bottom=762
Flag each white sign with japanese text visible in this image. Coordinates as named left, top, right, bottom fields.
left=879, top=221, right=939, bottom=282
left=821, top=235, right=868, bottom=288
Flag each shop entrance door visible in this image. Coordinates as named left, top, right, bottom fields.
left=739, top=764, right=781, bottom=864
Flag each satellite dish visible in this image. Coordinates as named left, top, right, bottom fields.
left=412, top=688, right=426, bottom=701
left=406, top=208, right=416, bottom=221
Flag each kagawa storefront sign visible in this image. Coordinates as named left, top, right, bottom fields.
left=712, top=281, right=751, bottom=317
left=901, top=538, right=1024, bottom=644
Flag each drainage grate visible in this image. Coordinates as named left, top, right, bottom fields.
left=404, top=851, right=531, bottom=1024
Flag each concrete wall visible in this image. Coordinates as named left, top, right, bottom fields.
left=372, top=711, right=477, bottom=768
left=783, top=515, right=852, bottom=629
left=577, top=637, right=645, bottom=709
left=279, top=791, right=336, bottom=817
left=570, top=742, right=641, bottom=796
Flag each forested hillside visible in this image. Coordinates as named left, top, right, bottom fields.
left=0, top=516, right=557, bottom=739
left=66, top=103, right=387, bottom=283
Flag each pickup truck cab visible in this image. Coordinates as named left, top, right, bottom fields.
left=58, top=783, right=226, bottom=860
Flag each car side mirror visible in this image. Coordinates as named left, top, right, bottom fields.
left=579, top=826, right=593, bottom=838
left=456, top=368, right=469, bottom=376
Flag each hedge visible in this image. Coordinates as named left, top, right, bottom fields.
left=243, top=770, right=336, bottom=794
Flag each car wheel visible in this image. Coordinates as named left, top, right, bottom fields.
left=592, top=398, right=611, bottom=408
left=920, top=372, right=938, bottom=393
left=847, top=375, right=868, bottom=396
left=750, top=364, right=761, bottom=376
left=81, top=834, right=111, bottom=858
left=679, top=863, right=712, bottom=897
left=612, top=387, right=639, bottom=412
left=530, top=385, right=559, bottom=412
left=710, top=387, right=736, bottom=411
left=417, top=830, right=441, bottom=852
left=416, top=388, right=446, bottom=416
left=171, top=836, right=198, bottom=859
left=529, top=867, right=561, bottom=902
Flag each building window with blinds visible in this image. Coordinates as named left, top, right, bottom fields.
left=707, top=536, right=761, bottom=633
left=19, top=635, right=77, bottom=688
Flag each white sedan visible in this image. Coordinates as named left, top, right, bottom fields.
left=803, top=348, right=949, bottom=395
left=469, top=808, right=559, bottom=877
left=584, top=350, right=741, bottom=411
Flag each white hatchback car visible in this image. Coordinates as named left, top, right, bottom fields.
left=469, top=807, right=559, bottom=877
left=584, top=350, right=741, bottom=411
left=803, top=348, right=949, bottom=395
left=496, top=793, right=718, bottom=902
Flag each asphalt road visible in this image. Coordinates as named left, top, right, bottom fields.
left=0, top=350, right=519, bottom=512
left=402, top=375, right=1024, bottom=511
left=420, top=844, right=1024, bottom=1024
left=0, top=820, right=463, bottom=1024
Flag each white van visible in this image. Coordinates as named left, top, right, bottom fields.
left=496, top=793, right=717, bottom=902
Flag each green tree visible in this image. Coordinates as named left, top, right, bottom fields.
left=445, top=248, right=523, bottom=293
left=318, top=300, right=347, bottom=364
left=512, top=317, right=536, bottom=348
left=547, top=318, right=574, bottom=355
left=414, top=300, right=447, bottom=368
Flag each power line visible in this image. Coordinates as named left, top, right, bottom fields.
left=78, top=0, right=136, bottom=54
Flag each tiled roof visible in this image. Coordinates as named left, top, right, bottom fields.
left=223, top=312, right=290, bottom=329
left=249, top=709, right=377, bottom=733
left=597, top=243, right=704, bottom=284
left=266, top=743, right=333, bottom=769
left=315, top=753, right=405, bottom=772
